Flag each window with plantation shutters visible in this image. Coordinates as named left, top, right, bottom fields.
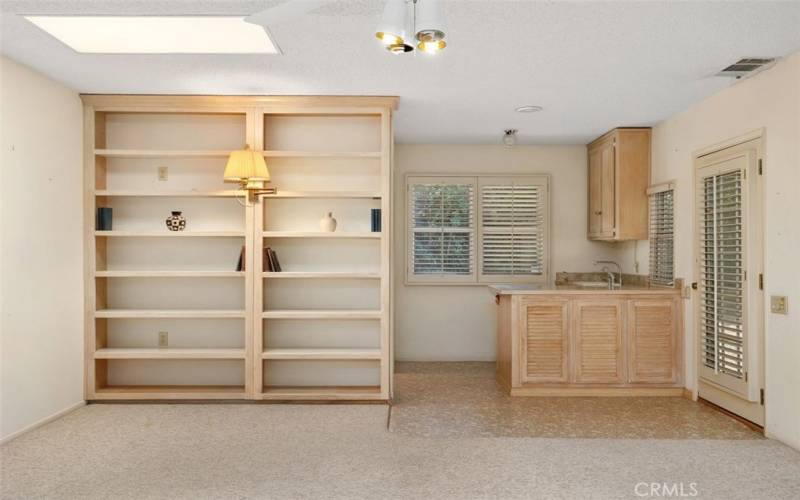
left=407, top=177, right=476, bottom=283
left=479, top=177, right=548, bottom=283
left=648, top=184, right=675, bottom=286
left=406, top=174, right=549, bottom=284
left=699, top=169, right=746, bottom=381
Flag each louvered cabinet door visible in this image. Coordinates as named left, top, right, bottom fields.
left=573, top=299, right=624, bottom=383
left=519, top=298, right=570, bottom=383
left=627, top=298, right=679, bottom=384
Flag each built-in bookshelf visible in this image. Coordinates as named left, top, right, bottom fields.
left=82, top=96, right=397, bottom=401
left=256, top=109, right=392, bottom=401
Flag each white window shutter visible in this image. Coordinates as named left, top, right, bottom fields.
left=478, top=177, right=548, bottom=283
left=648, top=185, right=675, bottom=286
left=407, top=177, right=476, bottom=283
left=699, top=170, right=745, bottom=380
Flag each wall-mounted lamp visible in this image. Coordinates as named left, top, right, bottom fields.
left=224, top=145, right=275, bottom=202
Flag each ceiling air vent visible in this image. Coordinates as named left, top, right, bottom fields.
left=716, top=58, right=777, bottom=79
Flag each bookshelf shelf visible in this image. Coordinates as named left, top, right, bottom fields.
left=95, top=271, right=244, bottom=278
left=95, top=348, right=246, bottom=360
left=261, top=348, right=381, bottom=360
left=263, top=272, right=380, bottom=279
left=95, top=309, right=246, bottom=319
left=94, top=386, right=247, bottom=400
left=95, top=190, right=244, bottom=198
left=84, top=95, right=395, bottom=402
left=262, top=231, right=380, bottom=239
left=262, top=191, right=381, bottom=199
left=95, top=149, right=231, bottom=158
left=95, top=231, right=245, bottom=238
left=261, top=386, right=382, bottom=401
left=262, top=151, right=380, bottom=158
left=262, top=310, right=382, bottom=320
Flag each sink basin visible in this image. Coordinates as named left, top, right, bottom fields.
left=572, top=281, right=609, bottom=288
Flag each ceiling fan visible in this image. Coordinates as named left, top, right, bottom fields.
left=245, top=0, right=448, bottom=55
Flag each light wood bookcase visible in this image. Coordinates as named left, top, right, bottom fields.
left=82, top=96, right=397, bottom=401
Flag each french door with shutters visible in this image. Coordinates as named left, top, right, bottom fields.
left=695, top=137, right=764, bottom=425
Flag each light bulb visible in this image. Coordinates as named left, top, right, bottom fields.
left=418, top=40, right=446, bottom=53
left=375, top=32, right=402, bottom=46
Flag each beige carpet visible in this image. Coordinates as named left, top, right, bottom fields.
left=2, top=363, right=800, bottom=499
left=390, top=362, right=762, bottom=439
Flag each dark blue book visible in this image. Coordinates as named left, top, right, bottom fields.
left=97, top=207, right=113, bottom=230
left=371, top=208, right=381, bottom=232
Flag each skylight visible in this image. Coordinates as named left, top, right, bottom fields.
left=24, top=16, right=279, bottom=54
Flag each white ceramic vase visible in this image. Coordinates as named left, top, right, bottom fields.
left=320, top=212, right=337, bottom=232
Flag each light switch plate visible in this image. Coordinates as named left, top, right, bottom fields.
left=158, top=331, right=169, bottom=347
left=770, top=295, right=788, bottom=315
left=157, top=166, right=168, bottom=181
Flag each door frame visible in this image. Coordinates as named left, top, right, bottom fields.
left=692, top=129, right=765, bottom=427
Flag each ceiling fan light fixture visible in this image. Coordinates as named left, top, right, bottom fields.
left=375, top=0, right=447, bottom=55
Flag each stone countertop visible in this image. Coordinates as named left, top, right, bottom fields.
left=489, top=283, right=681, bottom=295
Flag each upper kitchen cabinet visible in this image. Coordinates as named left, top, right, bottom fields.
left=587, top=128, right=651, bottom=241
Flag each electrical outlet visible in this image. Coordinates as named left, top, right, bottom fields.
left=157, top=166, right=168, bottom=181
left=770, top=296, right=788, bottom=315
left=158, top=331, right=169, bottom=347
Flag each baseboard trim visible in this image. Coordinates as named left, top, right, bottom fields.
left=697, top=397, right=764, bottom=434
left=1, top=401, right=85, bottom=446
left=509, top=387, right=685, bottom=397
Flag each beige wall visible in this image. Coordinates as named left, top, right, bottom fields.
left=0, top=57, right=84, bottom=441
left=629, top=52, right=800, bottom=449
left=393, top=144, right=619, bottom=360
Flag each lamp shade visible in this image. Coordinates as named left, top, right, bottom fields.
left=375, top=0, right=409, bottom=46
left=224, top=146, right=270, bottom=183
left=414, top=0, right=446, bottom=43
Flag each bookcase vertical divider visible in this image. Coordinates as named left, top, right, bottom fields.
left=251, top=108, right=265, bottom=398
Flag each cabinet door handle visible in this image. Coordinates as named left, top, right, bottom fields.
left=594, top=211, right=602, bottom=215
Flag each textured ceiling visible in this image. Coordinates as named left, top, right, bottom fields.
left=2, top=1, right=800, bottom=144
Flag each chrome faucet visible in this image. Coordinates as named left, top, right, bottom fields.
left=593, top=260, right=622, bottom=288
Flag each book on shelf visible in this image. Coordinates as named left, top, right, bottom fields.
left=235, top=245, right=245, bottom=271
left=97, top=207, right=113, bottom=230
left=371, top=208, right=381, bottom=232
left=264, top=247, right=282, bottom=272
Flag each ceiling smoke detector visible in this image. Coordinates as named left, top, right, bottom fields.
left=503, top=129, right=518, bottom=147
left=716, top=57, right=777, bottom=79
